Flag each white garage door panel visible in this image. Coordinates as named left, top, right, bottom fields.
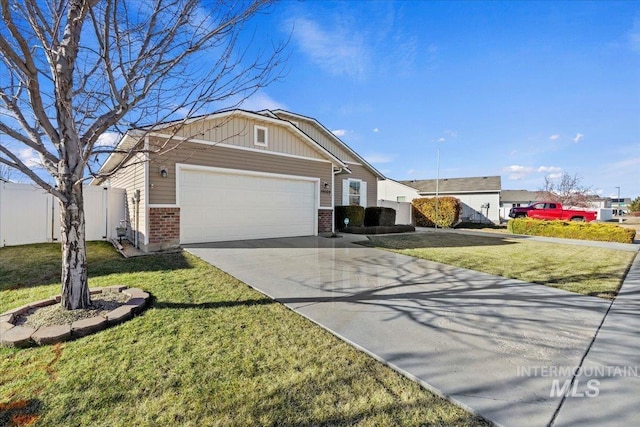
left=180, top=169, right=316, bottom=244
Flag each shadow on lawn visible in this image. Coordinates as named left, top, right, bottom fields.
left=155, top=298, right=276, bottom=310
left=0, top=243, right=193, bottom=291
left=359, top=232, right=519, bottom=249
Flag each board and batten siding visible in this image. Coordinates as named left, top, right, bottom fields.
left=107, top=154, right=147, bottom=248
left=335, top=164, right=378, bottom=208
left=274, top=112, right=358, bottom=163
left=166, top=116, right=328, bottom=161
left=148, top=140, right=334, bottom=207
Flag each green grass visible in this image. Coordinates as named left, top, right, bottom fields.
left=1, top=242, right=488, bottom=427
left=360, top=233, right=636, bottom=299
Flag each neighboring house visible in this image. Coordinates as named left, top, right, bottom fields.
left=378, top=179, right=420, bottom=202
left=93, top=109, right=384, bottom=252
left=499, top=190, right=539, bottom=219
left=399, top=176, right=502, bottom=224
left=610, top=198, right=632, bottom=216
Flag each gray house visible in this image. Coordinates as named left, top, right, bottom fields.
left=399, top=176, right=501, bottom=224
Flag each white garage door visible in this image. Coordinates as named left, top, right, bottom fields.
left=179, top=168, right=317, bottom=244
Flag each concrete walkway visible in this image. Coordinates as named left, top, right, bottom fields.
left=185, top=235, right=633, bottom=427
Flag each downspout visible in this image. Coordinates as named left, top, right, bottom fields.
left=332, top=168, right=343, bottom=233
left=132, top=189, right=140, bottom=248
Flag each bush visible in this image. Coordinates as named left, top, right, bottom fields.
left=335, top=205, right=365, bottom=230
left=342, top=225, right=415, bottom=234
left=412, top=197, right=461, bottom=228
left=508, top=219, right=636, bottom=244
left=364, top=207, right=396, bottom=226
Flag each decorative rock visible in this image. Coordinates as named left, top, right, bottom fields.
left=3, top=305, right=31, bottom=317
left=0, top=326, right=36, bottom=348
left=31, top=324, right=72, bottom=345
left=71, top=316, right=107, bottom=338
left=103, top=285, right=127, bottom=293
left=125, top=298, right=147, bottom=314
left=123, top=288, right=149, bottom=300
left=106, top=305, right=134, bottom=325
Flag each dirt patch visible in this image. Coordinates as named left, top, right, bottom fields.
left=14, top=293, right=130, bottom=329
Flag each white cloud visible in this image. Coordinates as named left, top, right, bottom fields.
left=407, top=169, right=416, bottom=175
left=502, top=165, right=534, bottom=180
left=239, top=92, right=287, bottom=111
left=444, top=130, right=458, bottom=138
left=373, top=128, right=379, bottom=133
left=332, top=129, right=347, bottom=137
left=436, top=137, right=446, bottom=143
left=549, top=134, right=560, bottom=140
left=19, top=148, right=41, bottom=168
left=364, top=153, right=395, bottom=164
left=95, top=132, right=121, bottom=147
left=537, top=166, right=562, bottom=173
left=290, top=17, right=369, bottom=79
left=573, top=133, right=584, bottom=143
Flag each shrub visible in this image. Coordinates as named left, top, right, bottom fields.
left=335, top=205, right=365, bottom=230
left=508, top=218, right=636, bottom=244
left=412, top=197, right=461, bottom=228
left=364, top=207, right=396, bottom=226
left=630, top=197, right=640, bottom=213
left=342, top=225, right=415, bottom=234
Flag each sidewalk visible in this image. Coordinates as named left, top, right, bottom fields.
left=552, top=251, right=640, bottom=426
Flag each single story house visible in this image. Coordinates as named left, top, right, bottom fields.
left=398, top=176, right=502, bottom=224
left=94, top=109, right=384, bottom=251
left=499, top=190, right=539, bottom=219
left=377, top=179, right=420, bottom=203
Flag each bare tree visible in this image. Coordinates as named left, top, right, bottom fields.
left=536, top=172, right=595, bottom=208
left=0, top=0, right=284, bottom=309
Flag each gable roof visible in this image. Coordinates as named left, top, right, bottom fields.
left=95, top=109, right=348, bottom=179
left=500, top=189, right=540, bottom=203
left=400, top=176, right=502, bottom=194
left=264, top=109, right=386, bottom=179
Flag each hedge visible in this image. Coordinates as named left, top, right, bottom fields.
left=364, top=207, right=396, bottom=227
left=412, top=197, right=461, bottom=228
left=342, top=225, right=415, bottom=234
left=507, top=219, right=636, bottom=244
left=335, top=205, right=365, bottom=230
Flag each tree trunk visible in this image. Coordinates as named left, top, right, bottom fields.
left=59, top=182, right=91, bottom=310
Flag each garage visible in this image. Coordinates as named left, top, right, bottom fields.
left=178, top=166, right=318, bottom=244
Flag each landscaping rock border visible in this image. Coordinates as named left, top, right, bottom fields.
left=0, top=286, right=150, bottom=348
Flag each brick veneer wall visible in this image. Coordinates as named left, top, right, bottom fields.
left=148, top=207, right=180, bottom=251
left=318, top=209, right=333, bottom=233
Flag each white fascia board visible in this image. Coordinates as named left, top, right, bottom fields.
left=271, top=109, right=386, bottom=179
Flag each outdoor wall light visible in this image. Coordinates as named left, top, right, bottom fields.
left=324, top=182, right=329, bottom=189
left=159, top=167, right=168, bottom=178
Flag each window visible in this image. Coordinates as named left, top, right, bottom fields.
left=254, top=125, right=268, bottom=147
left=397, top=196, right=406, bottom=202
left=349, top=180, right=361, bottom=206
left=342, top=178, right=367, bottom=207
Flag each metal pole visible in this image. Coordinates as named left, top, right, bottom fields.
left=435, top=148, right=440, bottom=230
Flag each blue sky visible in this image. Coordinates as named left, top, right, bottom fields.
left=239, top=0, right=640, bottom=198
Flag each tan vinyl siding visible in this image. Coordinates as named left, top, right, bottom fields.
left=165, top=116, right=327, bottom=161
left=275, top=113, right=358, bottom=163
left=107, top=154, right=147, bottom=248
left=148, top=139, right=333, bottom=207
left=335, top=164, right=377, bottom=207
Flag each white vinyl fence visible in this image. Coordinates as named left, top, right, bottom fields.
left=377, top=199, right=413, bottom=225
left=0, top=182, right=126, bottom=247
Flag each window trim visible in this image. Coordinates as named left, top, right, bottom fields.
left=254, top=125, right=268, bottom=147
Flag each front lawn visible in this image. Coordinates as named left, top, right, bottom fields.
left=0, top=242, right=488, bottom=426
left=359, top=233, right=636, bottom=299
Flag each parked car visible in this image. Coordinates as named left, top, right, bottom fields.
left=508, top=202, right=597, bottom=222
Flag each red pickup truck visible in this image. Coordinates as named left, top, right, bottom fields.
left=508, top=202, right=597, bottom=222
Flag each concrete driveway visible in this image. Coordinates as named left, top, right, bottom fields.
left=185, top=235, right=613, bottom=427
